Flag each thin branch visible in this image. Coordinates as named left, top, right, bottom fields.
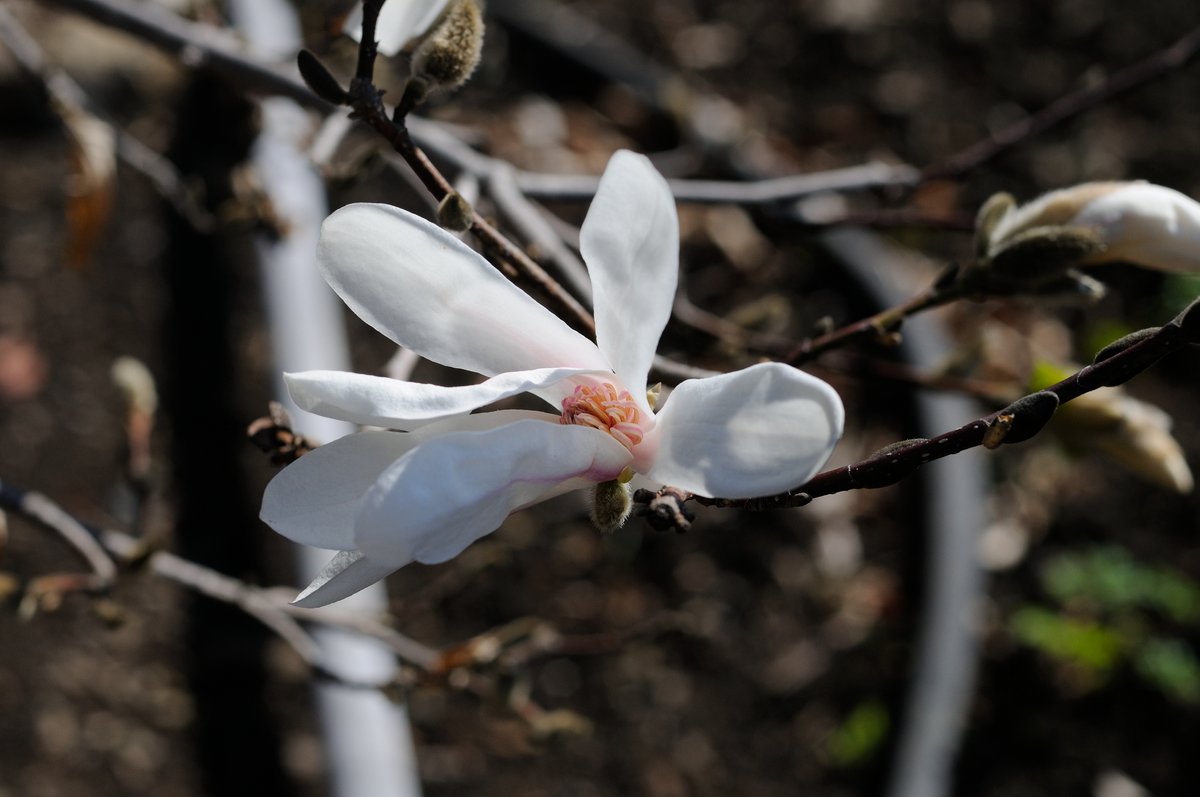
left=784, top=275, right=968, bottom=366
left=106, top=529, right=367, bottom=686
left=0, top=480, right=117, bottom=588
left=0, top=478, right=620, bottom=727
left=834, top=355, right=1019, bottom=404
left=922, top=25, right=1200, bottom=182
left=49, top=0, right=1200, bottom=213
left=47, top=0, right=326, bottom=109
left=326, top=0, right=596, bottom=334
left=42, top=0, right=920, bottom=215
left=0, top=477, right=439, bottom=679
left=511, top=161, right=922, bottom=206
left=636, top=299, right=1200, bottom=517
left=671, top=289, right=795, bottom=357
left=0, top=3, right=214, bottom=231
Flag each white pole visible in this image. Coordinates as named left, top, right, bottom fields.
left=229, top=1, right=423, bottom=795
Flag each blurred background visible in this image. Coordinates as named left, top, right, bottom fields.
left=1, top=1, right=1199, bottom=795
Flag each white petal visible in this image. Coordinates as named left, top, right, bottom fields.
left=344, top=0, right=450, bottom=56
left=292, top=550, right=397, bottom=608
left=260, top=430, right=418, bottom=550
left=645, top=362, right=844, bottom=499
left=1073, top=183, right=1200, bottom=273
left=580, top=151, right=679, bottom=410
left=319, top=204, right=612, bottom=376
left=354, top=419, right=632, bottom=565
left=260, top=410, right=560, bottom=550
left=285, top=366, right=606, bottom=429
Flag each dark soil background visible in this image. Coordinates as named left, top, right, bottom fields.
left=2, top=1, right=1199, bottom=796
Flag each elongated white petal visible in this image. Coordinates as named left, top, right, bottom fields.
left=319, top=204, right=611, bottom=376
left=354, top=420, right=632, bottom=565
left=293, top=549, right=397, bottom=608
left=261, top=430, right=418, bottom=550
left=646, top=362, right=844, bottom=498
left=1072, top=183, right=1200, bottom=273
left=344, top=0, right=450, bottom=56
left=580, top=151, right=679, bottom=410
left=286, top=366, right=606, bottom=429
left=261, top=410, right=561, bottom=551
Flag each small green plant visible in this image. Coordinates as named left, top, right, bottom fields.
left=1008, top=545, right=1200, bottom=704
left=827, top=699, right=890, bottom=767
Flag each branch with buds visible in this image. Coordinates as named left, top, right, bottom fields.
left=0, top=477, right=636, bottom=735
left=637, top=299, right=1200, bottom=529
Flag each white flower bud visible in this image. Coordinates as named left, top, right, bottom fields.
left=988, top=182, right=1200, bottom=274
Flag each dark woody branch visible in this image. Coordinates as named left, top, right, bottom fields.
left=310, top=1, right=599, bottom=336
left=636, top=299, right=1200, bottom=525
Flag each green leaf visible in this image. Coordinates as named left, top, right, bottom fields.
left=827, top=700, right=890, bottom=767
left=1009, top=606, right=1125, bottom=672
left=1134, top=638, right=1200, bottom=704
left=1040, top=547, right=1200, bottom=624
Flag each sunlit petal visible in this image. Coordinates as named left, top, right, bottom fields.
left=286, top=366, right=607, bottom=429
left=581, top=151, right=679, bottom=409
left=318, top=203, right=612, bottom=376
left=1073, top=183, right=1200, bottom=273
left=354, top=420, right=632, bottom=565
left=646, top=363, right=844, bottom=498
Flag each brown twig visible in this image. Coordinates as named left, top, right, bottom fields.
left=921, top=25, right=1200, bottom=182
left=635, top=299, right=1200, bottom=521
left=784, top=275, right=967, bottom=366
left=834, top=355, right=1019, bottom=404
left=47, top=0, right=325, bottom=108
left=0, top=3, right=215, bottom=231
left=48, top=0, right=1200, bottom=209
left=0, top=478, right=620, bottom=718
left=330, top=3, right=597, bottom=334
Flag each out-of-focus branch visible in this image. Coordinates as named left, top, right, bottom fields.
left=783, top=274, right=968, bottom=366
left=0, top=4, right=214, bottom=231
left=0, top=477, right=441, bottom=679
left=46, top=0, right=1200, bottom=211
left=36, top=0, right=931, bottom=214
left=314, top=5, right=598, bottom=336
left=0, top=475, right=628, bottom=728
left=921, top=25, right=1200, bottom=182
left=0, top=480, right=117, bottom=596
left=46, top=0, right=324, bottom=108
left=511, top=161, right=922, bottom=205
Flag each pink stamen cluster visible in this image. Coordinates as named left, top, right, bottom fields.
left=559, top=382, right=645, bottom=451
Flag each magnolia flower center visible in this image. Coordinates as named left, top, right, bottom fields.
left=559, top=382, right=645, bottom=452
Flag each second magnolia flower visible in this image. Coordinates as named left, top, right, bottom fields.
left=261, top=151, right=844, bottom=607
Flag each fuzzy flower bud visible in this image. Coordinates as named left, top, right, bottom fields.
left=437, top=191, right=474, bottom=232
left=984, top=182, right=1200, bottom=274
left=411, top=0, right=484, bottom=94
left=591, top=478, right=633, bottom=533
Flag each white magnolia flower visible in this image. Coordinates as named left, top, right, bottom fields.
left=262, top=151, right=844, bottom=607
left=989, top=182, right=1200, bottom=273
left=344, top=0, right=451, bottom=56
